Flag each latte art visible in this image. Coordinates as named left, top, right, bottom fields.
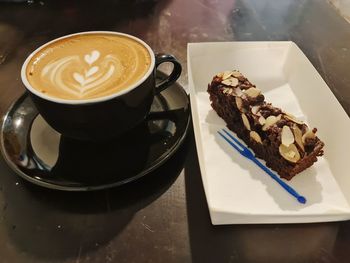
left=41, top=51, right=123, bottom=97
left=26, top=33, right=152, bottom=100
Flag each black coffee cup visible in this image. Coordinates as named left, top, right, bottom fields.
left=21, top=31, right=181, bottom=141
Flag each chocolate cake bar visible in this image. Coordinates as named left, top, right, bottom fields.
left=208, top=70, right=324, bottom=180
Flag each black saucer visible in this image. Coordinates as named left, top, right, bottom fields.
left=0, top=82, right=190, bottom=191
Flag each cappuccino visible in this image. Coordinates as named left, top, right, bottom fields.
left=26, top=33, right=152, bottom=100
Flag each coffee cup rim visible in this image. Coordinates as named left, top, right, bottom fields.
left=21, top=31, right=156, bottom=105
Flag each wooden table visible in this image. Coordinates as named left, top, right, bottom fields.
left=0, top=0, right=350, bottom=262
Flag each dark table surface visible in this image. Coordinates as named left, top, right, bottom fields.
left=1, top=0, right=350, bottom=262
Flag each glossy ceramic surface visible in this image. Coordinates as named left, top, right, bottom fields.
left=0, top=79, right=190, bottom=190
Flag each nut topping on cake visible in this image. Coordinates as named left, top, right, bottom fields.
left=244, top=87, right=261, bottom=98
left=251, top=105, right=261, bottom=115
left=222, top=71, right=233, bottom=80
left=235, top=97, right=243, bottom=111
left=284, top=113, right=304, bottom=125
left=222, top=77, right=239, bottom=87
left=235, top=87, right=244, bottom=97
left=281, top=126, right=294, bottom=146
left=292, top=125, right=304, bottom=151
left=222, top=88, right=230, bottom=94
left=262, top=115, right=278, bottom=131
left=232, top=71, right=242, bottom=78
left=279, top=143, right=301, bottom=163
left=241, top=113, right=251, bottom=130
left=222, top=87, right=235, bottom=95
left=302, top=129, right=316, bottom=144
left=250, top=131, right=262, bottom=144
left=216, top=72, right=224, bottom=78
left=258, top=116, right=266, bottom=125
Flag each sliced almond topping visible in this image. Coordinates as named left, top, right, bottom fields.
left=251, top=105, right=260, bottom=115
left=232, top=71, right=242, bottom=78
left=292, top=124, right=304, bottom=152
left=221, top=79, right=231, bottom=86
left=216, top=72, right=224, bottom=78
left=222, top=71, right=232, bottom=80
left=222, top=88, right=230, bottom=94
left=262, top=116, right=278, bottom=131
left=235, top=97, right=243, bottom=111
left=302, top=130, right=316, bottom=144
left=241, top=113, right=251, bottom=130
left=281, top=125, right=294, bottom=146
left=279, top=143, right=301, bottom=163
left=244, top=87, right=261, bottom=98
left=235, top=87, right=243, bottom=97
left=284, top=113, right=304, bottom=125
left=222, top=77, right=239, bottom=87
left=250, top=131, right=262, bottom=144
left=258, top=116, right=266, bottom=125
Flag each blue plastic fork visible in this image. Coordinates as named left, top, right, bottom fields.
left=218, top=129, right=306, bottom=204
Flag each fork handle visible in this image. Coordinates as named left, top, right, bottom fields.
left=252, top=158, right=306, bottom=204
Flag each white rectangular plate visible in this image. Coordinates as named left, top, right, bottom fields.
left=187, top=41, right=350, bottom=224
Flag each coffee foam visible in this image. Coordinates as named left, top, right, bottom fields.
left=26, top=34, right=151, bottom=100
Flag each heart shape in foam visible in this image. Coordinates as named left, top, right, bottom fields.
left=73, top=65, right=100, bottom=87
left=84, top=50, right=100, bottom=65
left=86, top=66, right=99, bottom=77
left=73, top=72, right=85, bottom=86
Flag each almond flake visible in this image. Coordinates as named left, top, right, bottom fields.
left=244, top=87, right=261, bottom=98
left=284, top=113, right=304, bottom=125
left=222, top=71, right=233, bottom=80
left=235, top=97, right=243, bottom=111
left=222, top=77, right=239, bottom=87
left=222, top=88, right=230, bottom=94
left=216, top=72, right=224, bottom=78
left=279, top=143, right=301, bottom=163
left=292, top=125, right=304, bottom=152
left=250, top=131, right=262, bottom=144
left=232, top=71, right=242, bottom=78
left=241, top=113, right=251, bottom=130
left=235, top=87, right=243, bottom=97
left=281, top=125, right=294, bottom=146
left=262, top=116, right=278, bottom=131
left=258, top=116, right=266, bottom=125
left=251, top=105, right=260, bottom=115
left=302, top=130, right=316, bottom=144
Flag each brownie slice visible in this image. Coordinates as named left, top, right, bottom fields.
left=208, top=70, right=324, bottom=180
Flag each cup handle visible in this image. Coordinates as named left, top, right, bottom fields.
left=155, top=53, right=182, bottom=94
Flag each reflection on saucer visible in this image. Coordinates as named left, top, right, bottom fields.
left=30, top=115, right=61, bottom=167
